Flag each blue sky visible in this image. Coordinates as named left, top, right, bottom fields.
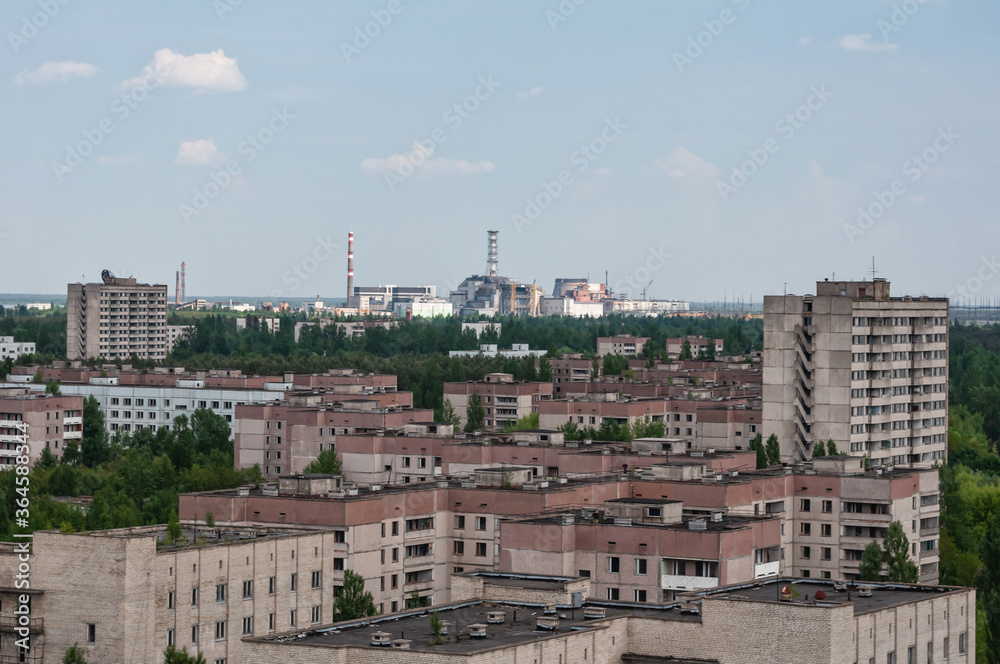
left=1, top=0, right=998, bottom=303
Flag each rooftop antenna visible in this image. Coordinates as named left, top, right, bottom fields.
left=869, top=257, right=878, bottom=281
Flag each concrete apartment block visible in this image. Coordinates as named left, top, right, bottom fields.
left=596, top=335, right=648, bottom=357
left=763, top=279, right=948, bottom=466
left=0, top=389, right=83, bottom=466
left=67, top=276, right=168, bottom=361
left=443, top=374, right=552, bottom=431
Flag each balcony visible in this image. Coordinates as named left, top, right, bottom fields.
left=660, top=575, right=719, bottom=591
left=404, top=554, right=435, bottom=568
left=63, top=430, right=82, bottom=440
left=754, top=561, right=780, bottom=579
left=0, top=421, right=27, bottom=430
left=0, top=616, right=43, bottom=632
left=63, top=417, right=82, bottom=426
left=0, top=434, right=27, bottom=444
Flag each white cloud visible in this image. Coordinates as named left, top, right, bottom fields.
left=360, top=143, right=495, bottom=177
left=174, top=139, right=226, bottom=167
left=98, top=155, right=140, bottom=166
left=15, top=61, right=97, bottom=85
left=799, top=37, right=811, bottom=46
left=124, top=48, right=247, bottom=92
left=836, top=33, right=900, bottom=53
left=517, top=86, right=544, bottom=100
left=654, top=147, right=719, bottom=180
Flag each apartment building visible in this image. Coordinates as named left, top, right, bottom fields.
left=234, top=393, right=434, bottom=479
left=550, top=354, right=596, bottom=387
left=242, top=573, right=974, bottom=664
left=499, top=498, right=782, bottom=603
left=666, top=336, right=724, bottom=357
left=165, top=324, right=193, bottom=350
left=17, top=524, right=348, bottom=664
left=0, top=336, right=35, bottom=361
left=596, top=335, right=648, bottom=357
left=763, top=279, right=948, bottom=465
left=443, top=373, right=553, bottom=430
left=66, top=274, right=168, bottom=361
left=0, top=389, right=83, bottom=465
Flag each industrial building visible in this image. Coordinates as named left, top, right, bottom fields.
left=450, top=231, right=545, bottom=316
left=66, top=271, right=169, bottom=361
left=763, top=279, right=948, bottom=466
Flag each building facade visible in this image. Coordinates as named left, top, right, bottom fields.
left=763, top=279, right=948, bottom=465
left=0, top=389, right=83, bottom=465
left=67, top=275, right=168, bottom=361
left=443, top=374, right=553, bottom=430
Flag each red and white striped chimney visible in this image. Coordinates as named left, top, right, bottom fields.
left=346, top=231, right=354, bottom=307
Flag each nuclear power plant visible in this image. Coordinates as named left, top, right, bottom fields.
left=449, top=230, right=544, bottom=316
left=344, top=231, right=448, bottom=317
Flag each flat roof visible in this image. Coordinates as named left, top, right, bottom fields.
left=702, top=578, right=968, bottom=616
left=252, top=600, right=694, bottom=653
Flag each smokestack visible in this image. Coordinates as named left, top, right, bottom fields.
left=487, top=230, right=498, bottom=277
left=175, top=271, right=180, bottom=305
left=181, top=262, right=186, bottom=304
left=347, top=232, right=354, bottom=307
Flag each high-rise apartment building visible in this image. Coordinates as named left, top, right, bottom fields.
left=763, top=279, right=948, bottom=466
left=67, top=273, right=168, bottom=361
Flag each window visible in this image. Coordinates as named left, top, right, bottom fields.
left=191, top=587, right=199, bottom=606
left=608, top=556, right=620, bottom=573
left=402, top=456, right=411, bottom=467
left=476, top=542, right=487, bottom=557
left=634, top=558, right=647, bottom=575
left=943, top=637, right=949, bottom=659
left=821, top=547, right=832, bottom=561
left=289, top=610, right=297, bottom=628
left=242, top=616, right=253, bottom=636
left=268, top=577, right=275, bottom=595
left=800, top=499, right=811, bottom=512
left=928, top=642, right=934, bottom=664
left=242, top=580, right=252, bottom=599
left=290, top=573, right=297, bottom=592
left=268, top=613, right=275, bottom=632
left=192, top=625, right=199, bottom=643
left=821, top=524, right=832, bottom=537
left=215, top=621, right=226, bottom=641
left=167, top=591, right=175, bottom=610
left=887, top=651, right=896, bottom=664
left=822, top=500, right=833, bottom=513
left=392, top=548, right=399, bottom=562
left=606, top=587, right=619, bottom=600
left=215, top=583, right=226, bottom=603
left=392, top=521, right=399, bottom=536
left=959, top=633, right=967, bottom=655
left=167, top=628, right=174, bottom=647
left=311, top=606, right=321, bottom=624
left=800, top=523, right=811, bottom=536
left=908, top=646, right=916, bottom=664
left=454, top=515, right=465, bottom=529
left=801, top=546, right=811, bottom=559
left=453, top=541, right=464, bottom=555
left=392, top=574, right=398, bottom=589
left=475, top=516, right=487, bottom=531
left=634, top=589, right=647, bottom=602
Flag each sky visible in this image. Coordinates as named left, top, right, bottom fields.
left=1, top=0, right=998, bottom=304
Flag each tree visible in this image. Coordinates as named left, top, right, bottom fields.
left=979, top=509, right=1000, bottom=663
left=37, top=446, right=58, bottom=470
left=45, top=379, right=61, bottom=395
left=438, top=399, right=461, bottom=427
left=191, top=408, right=232, bottom=457
left=705, top=338, right=716, bottom=361
left=302, top=447, right=342, bottom=475
left=430, top=611, right=444, bottom=645
left=883, top=521, right=918, bottom=583
left=826, top=440, right=839, bottom=456
left=812, top=442, right=826, bottom=458
left=858, top=540, right=883, bottom=582
left=167, top=510, right=182, bottom=543
left=81, top=395, right=110, bottom=468
left=765, top=434, right=781, bottom=466
left=679, top=339, right=693, bottom=360
left=63, top=644, right=88, bottom=664
left=748, top=434, right=767, bottom=470
left=464, top=393, right=485, bottom=433
left=204, top=511, right=215, bottom=528
left=332, top=569, right=377, bottom=622
left=538, top=356, right=553, bottom=382
left=163, top=646, right=206, bottom=664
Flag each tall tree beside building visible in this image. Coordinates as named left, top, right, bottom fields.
left=332, top=569, right=377, bottom=622
left=883, top=521, right=919, bottom=583
left=765, top=434, right=781, bottom=466
left=464, top=393, right=485, bottom=433
left=303, top=448, right=342, bottom=475
left=538, top=356, right=553, bottom=382
left=80, top=395, right=110, bottom=468
left=679, top=339, right=693, bottom=360
left=748, top=434, right=767, bottom=470
left=858, top=541, right=884, bottom=582
left=977, top=510, right=1000, bottom=663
